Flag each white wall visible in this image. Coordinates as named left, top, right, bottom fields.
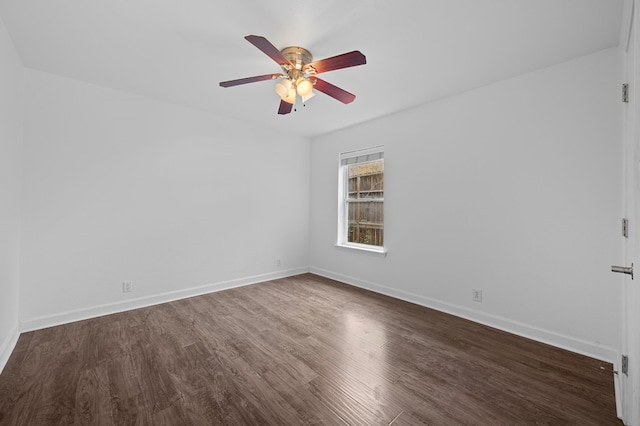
left=310, top=48, right=622, bottom=362
left=19, top=69, right=310, bottom=328
left=6, top=41, right=624, bottom=367
left=0, top=15, right=23, bottom=371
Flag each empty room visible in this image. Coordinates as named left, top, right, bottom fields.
left=1, top=0, right=639, bottom=424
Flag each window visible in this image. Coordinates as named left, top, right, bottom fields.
left=337, top=146, right=384, bottom=253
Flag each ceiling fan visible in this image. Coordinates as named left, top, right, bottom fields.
left=219, top=35, right=366, bottom=115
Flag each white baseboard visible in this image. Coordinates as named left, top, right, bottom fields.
left=0, top=323, right=20, bottom=375
left=20, top=267, right=309, bottom=333
left=310, top=266, right=618, bottom=364
left=16, top=265, right=618, bottom=365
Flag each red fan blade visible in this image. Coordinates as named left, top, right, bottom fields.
left=305, top=51, right=366, bottom=74
left=219, top=73, right=283, bottom=87
left=278, top=99, right=293, bottom=115
left=312, top=78, right=356, bottom=104
left=245, top=35, right=292, bottom=67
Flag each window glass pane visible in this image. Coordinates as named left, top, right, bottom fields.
left=347, top=159, right=384, bottom=199
left=347, top=201, right=384, bottom=246
left=345, top=158, right=384, bottom=247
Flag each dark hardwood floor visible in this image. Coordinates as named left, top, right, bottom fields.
left=0, top=273, right=621, bottom=425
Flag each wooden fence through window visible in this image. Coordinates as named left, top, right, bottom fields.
left=347, top=169, right=383, bottom=246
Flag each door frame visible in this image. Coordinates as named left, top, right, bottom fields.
left=620, top=0, right=640, bottom=424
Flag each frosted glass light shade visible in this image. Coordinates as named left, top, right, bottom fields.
left=282, top=88, right=296, bottom=104
left=301, top=91, right=315, bottom=103
left=296, top=78, right=313, bottom=96
left=275, top=79, right=292, bottom=97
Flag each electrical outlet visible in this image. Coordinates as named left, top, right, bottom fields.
left=276, top=259, right=281, bottom=267
left=472, top=289, right=482, bottom=302
left=122, top=281, right=133, bottom=293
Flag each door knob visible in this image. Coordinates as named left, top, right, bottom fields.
left=611, top=263, right=633, bottom=280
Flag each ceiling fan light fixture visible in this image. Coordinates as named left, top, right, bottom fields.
left=296, top=78, right=313, bottom=97
left=274, top=79, right=292, bottom=98
left=220, top=35, right=366, bottom=115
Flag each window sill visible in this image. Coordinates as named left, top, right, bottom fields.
left=334, top=243, right=387, bottom=257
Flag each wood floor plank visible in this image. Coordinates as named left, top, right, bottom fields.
left=207, top=346, right=305, bottom=425
left=305, top=375, right=390, bottom=426
left=0, top=273, right=621, bottom=425
left=74, top=364, right=111, bottom=425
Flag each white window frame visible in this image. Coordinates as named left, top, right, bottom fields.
left=336, top=146, right=386, bottom=256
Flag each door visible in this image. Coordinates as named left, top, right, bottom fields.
left=618, top=1, right=640, bottom=424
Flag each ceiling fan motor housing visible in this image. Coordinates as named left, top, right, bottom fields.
left=280, top=46, right=313, bottom=71
left=279, top=46, right=316, bottom=98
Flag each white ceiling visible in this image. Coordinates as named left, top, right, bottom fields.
left=0, top=0, right=624, bottom=138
